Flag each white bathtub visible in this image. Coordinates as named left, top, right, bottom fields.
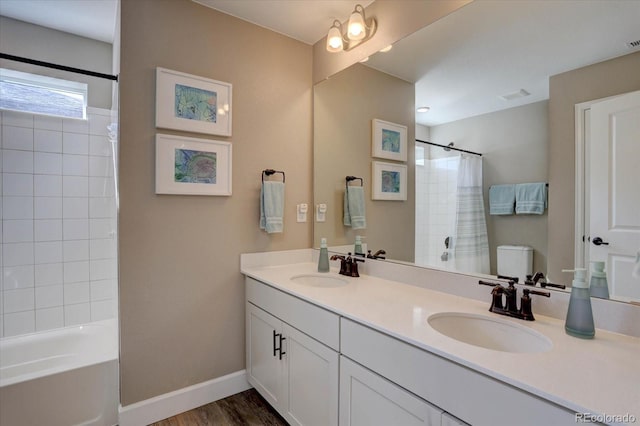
left=0, top=319, right=119, bottom=426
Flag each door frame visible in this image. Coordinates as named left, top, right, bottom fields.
left=574, top=91, right=635, bottom=268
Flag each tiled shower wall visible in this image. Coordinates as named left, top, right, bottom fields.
left=1, top=107, right=118, bottom=337
left=415, top=154, right=458, bottom=269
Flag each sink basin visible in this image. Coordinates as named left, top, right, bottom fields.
left=290, top=274, right=349, bottom=288
left=428, top=312, right=552, bottom=353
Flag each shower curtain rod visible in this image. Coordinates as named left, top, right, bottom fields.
left=1, top=53, right=118, bottom=82
left=416, top=139, right=482, bottom=157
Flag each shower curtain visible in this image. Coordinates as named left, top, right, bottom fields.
left=453, top=154, right=490, bottom=274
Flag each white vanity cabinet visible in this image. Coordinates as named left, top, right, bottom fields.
left=246, top=278, right=339, bottom=426
left=340, top=318, right=575, bottom=426
left=339, top=356, right=446, bottom=426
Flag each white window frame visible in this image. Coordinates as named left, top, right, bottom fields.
left=0, top=68, right=88, bottom=120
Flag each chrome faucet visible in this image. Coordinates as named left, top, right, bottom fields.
left=479, top=280, right=550, bottom=321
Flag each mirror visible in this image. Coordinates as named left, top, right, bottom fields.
left=313, top=0, right=640, bottom=302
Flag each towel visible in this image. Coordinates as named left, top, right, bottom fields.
left=515, top=182, right=547, bottom=214
left=343, top=186, right=366, bottom=229
left=489, top=184, right=515, bottom=215
left=260, top=181, right=285, bottom=233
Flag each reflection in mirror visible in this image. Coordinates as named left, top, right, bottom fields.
left=313, top=0, right=640, bottom=303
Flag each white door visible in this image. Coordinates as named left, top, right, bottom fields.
left=283, top=324, right=339, bottom=426
left=339, top=356, right=442, bottom=426
left=246, top=303, right=285, bottom=409
left=588, top=90, right=640, bottom=301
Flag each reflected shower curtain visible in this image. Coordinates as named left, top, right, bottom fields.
left=453, top=154, right=490, bottom=274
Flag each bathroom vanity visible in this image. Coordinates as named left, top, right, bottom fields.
left=241, top=250, right=640, bottom=426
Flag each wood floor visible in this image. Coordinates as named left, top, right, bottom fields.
left=150, top=389, right=289, bottom=426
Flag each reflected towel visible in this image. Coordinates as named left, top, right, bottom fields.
left=260, top=181, right=284, bottom=233
left=489, top=184, right=515, bottom=215
left=343, top=186, right=366, bottom=229
left=515, top=182, right=547, bottom=215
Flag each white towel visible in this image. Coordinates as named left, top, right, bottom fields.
left=260, top=181, right=284, bottom=233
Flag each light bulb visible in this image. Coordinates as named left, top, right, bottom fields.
left=347, top=7, right=366, bottom=41
left=326, top=24, right=344, bottom=52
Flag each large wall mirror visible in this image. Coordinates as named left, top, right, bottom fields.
left=313, top=0, right=640, bottom=303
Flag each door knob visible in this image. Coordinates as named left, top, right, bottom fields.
left=592, top=237, right=609, bottom=246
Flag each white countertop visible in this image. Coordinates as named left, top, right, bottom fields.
left=242, top=260, right=640, bottom=422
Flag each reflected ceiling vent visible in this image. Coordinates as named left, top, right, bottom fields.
left=626, top=39, right=640, bottom=49
left=499, top=89, right=530, bottom=101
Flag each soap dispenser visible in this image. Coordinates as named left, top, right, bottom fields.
left=318, top=238, right=330, bottom=273
left=589, top=261, right=609, bottom=299
left=354, top=236, right=364, bottom=256
left=563, top=268, right=595, bottom=339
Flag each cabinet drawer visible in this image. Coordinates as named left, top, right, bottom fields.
left=340, top=318, right=575, bottom=426
left=246, top=277, right=340, bottom=350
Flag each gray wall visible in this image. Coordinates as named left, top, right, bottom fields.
left=0, top=17, right=113, bottom=109
left=314, top=63, right=415, bottom=261
left=119, top=0, right=312, bottom=405
left=430, top=101, right=549, bottom=275
left=547, top=51, right=640, bottom=282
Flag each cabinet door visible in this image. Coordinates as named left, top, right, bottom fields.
left=442, top=413, right=470, bottom=426
left=246, top=303, right=285, bottom=409
left=283, top=323, right=339, bottom=426
left=339, top=356, right=442, bottom=426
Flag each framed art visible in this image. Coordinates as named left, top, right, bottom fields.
left=372, top=161, right=407, bottom=201
left=155, top=133, right=232, bottom=196
left=372, top=118, right=407, bottom=162
left=155, top=67, right=232, bottom=136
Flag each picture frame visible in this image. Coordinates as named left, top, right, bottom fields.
left=372, top=161, right=407, bottom=201
left=155, top=67, right=232, bottom=136
left=372, top=118, right=407, bottom=162
left=155, top=133, right=232, bottom=196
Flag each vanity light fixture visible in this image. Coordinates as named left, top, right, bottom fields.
left=325, top=4, right=377, bottom=53
left=379, top=44, right=393, bottom=53
left=416, top=106, right=430, bottom=113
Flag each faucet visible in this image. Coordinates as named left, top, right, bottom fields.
left=331, top=253, right=364, bottom=277
left=367, top=249, right=386, bottom=260
left=525, top=272, right=566, bottom=289
left=479, top=280, right=550, bottom=321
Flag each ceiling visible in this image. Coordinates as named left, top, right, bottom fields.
left=0, top=0, right=118, bottom=44
left=2, top=0, right=638, bottom=125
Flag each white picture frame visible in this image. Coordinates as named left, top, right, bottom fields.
left=372, top=161, right=407, bottom=201
left=372, top=118, right=407, bottom=162
left=155, top=67, right=232, bottom=136
left=155, top=133, right=232, bottom=196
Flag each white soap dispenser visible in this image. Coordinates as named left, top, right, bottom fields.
left=563, top=268, right=595, bottom=339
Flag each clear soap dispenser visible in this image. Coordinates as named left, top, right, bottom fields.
left=354, top=236, right=364, bottom=256
left=589, top=261, right=609, bottom=299
left=563, top=268, right=595, bottom=339
left=318, top=238, right=330, bottom=273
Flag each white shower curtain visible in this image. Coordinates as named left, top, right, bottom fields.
left=453, top=154, right=490, bottom=274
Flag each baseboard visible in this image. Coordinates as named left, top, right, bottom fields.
left=118, top=370, right=251, bottom=426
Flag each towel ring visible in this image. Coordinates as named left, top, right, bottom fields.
left=345, top=176, right=363, bottom=189
left=262, top=169, right=285, bottom=183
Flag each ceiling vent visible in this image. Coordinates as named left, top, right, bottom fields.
left=626, top=39, right=640, bottom=49
left=499, top=89, right=530, bottom=101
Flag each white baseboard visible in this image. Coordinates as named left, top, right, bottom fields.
left=118, top=370, right=251, bottom=426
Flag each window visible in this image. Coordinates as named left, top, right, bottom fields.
left=0, top=68, right=88, bottom=119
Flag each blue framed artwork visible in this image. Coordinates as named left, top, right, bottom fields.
left=155, top=134, right=232, bottom=196
left=156, top=68, right=232, bottom=136
left=372, top=161, right=407, bottom=200
left=372, top=118, right=407, bottom=162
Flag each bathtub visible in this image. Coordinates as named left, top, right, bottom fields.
left=0, top=319, right=119, bottom=426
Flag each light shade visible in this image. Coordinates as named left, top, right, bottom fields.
left=347, top=6, right=366, bottom=41
left=326, top=21, right=344, bottom=52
